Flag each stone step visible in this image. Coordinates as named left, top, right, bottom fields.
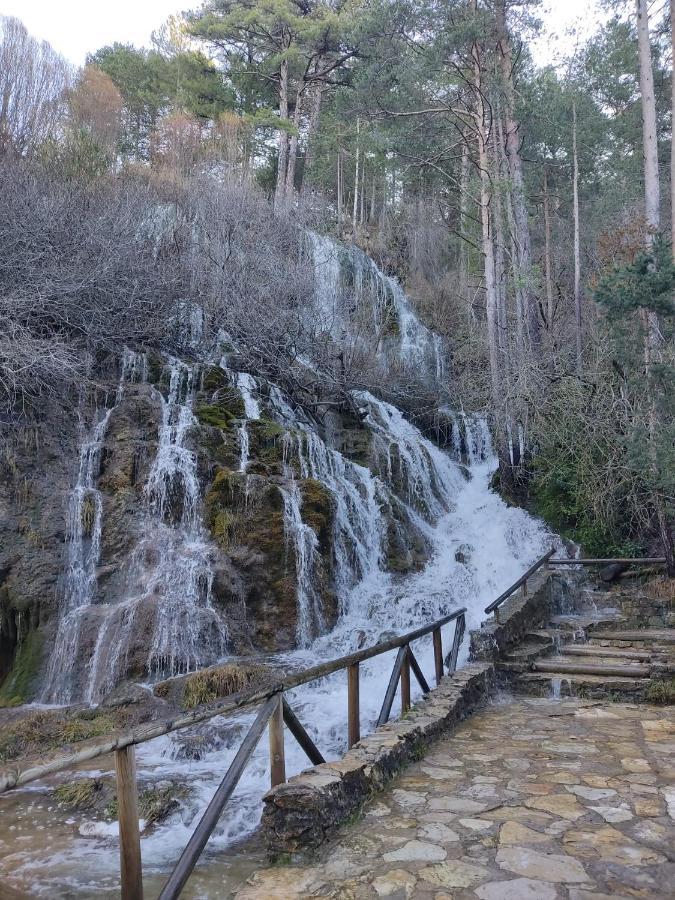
left=589, top=629, right=675, bottom=644
left=533, top=657, right=650, bottom=678
left=515, top=671, right=647, bottom=697
left=562, top=645, right=652, bottom=661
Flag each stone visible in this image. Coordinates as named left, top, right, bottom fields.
left=236, top=868, right=322, bottom=899
left=496, top=847, right=589, bottom=883
left=662, top=787, right=675, bottom=820
left=563, top=825, right=666, bottom=865
left=631, top=820, right=667, bottom=842
left=372, top=869, right=417, bottom=898
left=620, top=758, right=651, bottom=773
left=568, top=892, right=633, bottom=900
left=589, top=804, right=633, bottom=823
left=475, top=877, right=558, bottom=900
left=391, top=790, right=426, bottom=809
left=632, top=797, right=664, bottom=817
left=417, top=823, right=460, bottom=843
left=524, top=793, right=587, bottom=821
left=459, top=817, right=493, bottom=832
left=546, top=772, right=579, bottom=785
left=382, top=840, right=447, bottom=863
left=428, top=797, right=491, bottom=814
left=499, top=821, right=551, bottom=845
left=566, top=785, right=618, bottom=801
left=418, top=860, right=490, bottom=888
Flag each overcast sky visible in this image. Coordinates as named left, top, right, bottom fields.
left=1, top=0, right=605, bottom=67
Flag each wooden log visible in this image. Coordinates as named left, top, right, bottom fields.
left=408, top=647, right=430, bottom=694
left=269, top=694, right=286, bottom=788
left=377, top=646, right=406, bottom=726
left=158, top=695, right=278, bottom=900
left=485, top=548, right=555, bottom=613
left=347, top=662, right=360, bottom=749
left=400, top=647, right=411, bottom=714
left=282, top=699, right=325, bottom=765
left=432, top=627, right=443, bottom=685
left=447, top=614, right=465, bottom=676
left=114, top=746, right=143, bottom=900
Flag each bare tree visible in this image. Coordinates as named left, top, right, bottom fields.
left=0, top=16, right=71, bottom=156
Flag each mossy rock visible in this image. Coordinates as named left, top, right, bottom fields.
left=0, top=629, right=43, bottom=706
left=53, top=779, right=105, bottom=810
left=195, top=402, right=236, bottom=430
left=0, top=708, right=118, bottom=762
left=146, top=351, right=164, bottom=386
left=645, top=678, right=675, bottom=705
left=202, top=366, right=230, bottom=393
left=181, top=662, right=269, bottom=708
left=300, top=478, right=335, bottom=551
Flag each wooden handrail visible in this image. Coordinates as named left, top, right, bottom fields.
left=549, top=557, right=666, bottom=565
left=484, top=548, right=555, bottom=614
left=0, top=607, right=468, bottom=795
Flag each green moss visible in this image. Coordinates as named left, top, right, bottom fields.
left=0, top=629, right=43, bottom=705
left=195, top=402, right=236, bottom=429
left=300, top=478, right=334, bottom=550
left=60, top=712, right=117, bottom=743
left=146, top=351, right=164, bottom=386
left=202, top=366, right=229, bottom=393
left=645, top=679, right=675, bottom=705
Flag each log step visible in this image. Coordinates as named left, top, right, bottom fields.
left=589, top=629, right=675, bottom=644
left=563, top=645, right=652, bottom=661
left=533, top=657, right=650, bottom=678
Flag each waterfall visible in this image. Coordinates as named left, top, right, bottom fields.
left=84, top=358, right=229, bottom=702
left=235, top=372, right=260, bottom=473
left=42, top=351, right=145, bottom=704
left=307, top=230, right=443, bottom=379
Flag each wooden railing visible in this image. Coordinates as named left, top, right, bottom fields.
left=0, top=608, right=467, bottom=900
left=484, top=548, right=555, bottom=619
left=484, top=549, right=667, bottom=621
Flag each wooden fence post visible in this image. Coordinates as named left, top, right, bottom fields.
left=400, top=646, right=411, bottom=714
left=432, top=628, right=443, bottom=685
left=347, top=662, right=360, bottom=749
left=114, top=745, right=143, bottom=900
left=269, top=693, right=286, bottom=787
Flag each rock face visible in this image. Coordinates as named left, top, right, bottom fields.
left=0, top=353, right=436, bottom=703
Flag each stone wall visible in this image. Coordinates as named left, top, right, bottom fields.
left=261, top=662, right=494, bottom=856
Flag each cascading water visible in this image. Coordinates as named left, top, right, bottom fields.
left=84, top=358, right=230, bottom=702
left=42, top=350, right=145, bottom=704
left=234, top=371, right=260, bottom=472
left=10, top=237, right=559, bottom=897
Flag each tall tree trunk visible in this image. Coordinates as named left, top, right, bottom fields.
left=275, top=57, right=289, bottom=206
left=459, top=139, right=471, bottom=322
left=636, top=0, right=674, bottom=571
left=495, top=0, right=540, bottom=350
left=285, top=89, right=303, bottom=199
left=573, top=100, right=582, bottom=373
left=491, top=125, right=508, bottom=364
left=337, top=148, right=343, bottom=231
left=497, top=111, right=525, bottom=365
left=543, top=165, right=555, bottom=336
left=352, top=117, right=360, bottom=232
left=301, top=83, right=323, bottom=191
left=672, top=0, right=675, bottom=262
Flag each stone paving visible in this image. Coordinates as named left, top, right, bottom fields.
left=235, top=696, right=675, bottom=899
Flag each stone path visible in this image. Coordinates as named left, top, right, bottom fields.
left=235, top=697, right=675, bottom=899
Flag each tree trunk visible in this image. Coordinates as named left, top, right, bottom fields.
left=497, top=111, right=525, bottom=365
left=352, top=117, right=360, bottom=232
left=672, top=0, right=675, bottom=262
left=573, top=100, right=582, bottom=373
left=459, top=139, right=471, bottom=322
left=491, top=124, right=508, bottom=364
left=301, top=83, right=323, bottom=191
left=285, top=89, right=304, bottom=199
left=495, top=0, right=540, bottom=351
left=543, top=165, right=555, bottom=335
left=337, top=148, right=342, bottom=231
left=275, top=57, right=289, bottom=206
left=636, top=0, right=674, bottom=572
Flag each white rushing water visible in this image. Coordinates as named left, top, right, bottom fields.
left=12, top=237, right=556, bottom=895
left=42, top=350, right=146, bottom=704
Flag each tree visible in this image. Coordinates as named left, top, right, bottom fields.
left=0, top=16, right=70, bottom=156
left=68, top=64, right=122, bottom=159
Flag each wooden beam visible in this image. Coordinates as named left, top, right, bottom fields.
left=347, top=662, right=360, bottom=749
left=400, top=647, right=411, bottom=714
left=407, top=647, right=430, bottom=694
left=282, top=698, right=324, bottom=765
left=269, top=694, right=286, bottom=788
left=432, top=627, right=443, bottom=685
left=114, top=746, right=143, bottom=900
left=447, top=614, right=465, bottom=676
left=158, top=695, right=278, bottom=900
left=377, top=646, right=406, bottom=726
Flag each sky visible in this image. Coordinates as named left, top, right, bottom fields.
left=1, top=0, right=605, bottom=67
